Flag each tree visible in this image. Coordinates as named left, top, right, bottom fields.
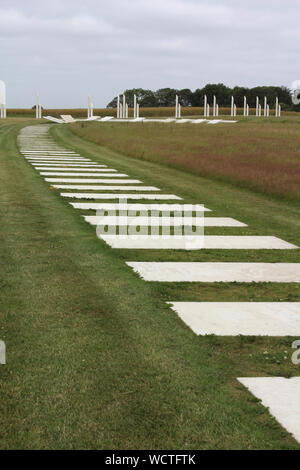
left=155, top=88, right=178, bottom=107
left=178, top=89, right=193, bottom=106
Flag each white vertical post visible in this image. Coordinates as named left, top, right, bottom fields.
left=123, top=94, right=126, bottom=118
left=126, top=103, right=129, bottom=119
left=137, top=103, right=140, bottom=118
left=117, top=95, right=120, bottom=119
left=0, top=80, right=6, bottom=119
left=243, top=96, right=247, bottom=116
left=275, top=97, right=279, bottom=117
left=256, top=97, right=259, bottom=116
left=259, top=104, right=262, bottom=117
left=175, top=95, right=179, bottom=118
left=36, top=92, right=40, bottom=119
left=278, top=105, right=281, bottom=117
left=207, top=104, right=210, bottom=116
left=264, top=96, right=267, bottom=117
left=120, top=103, right=123, bottom=118
left=246, top=104, right=249, bottom=116
left=178, top=103, right=181, bottom=118
left=88, top=94, right=91, bottom=118
left=234, top=104, right=237, bottom=116
left=204, top=95, right=207, bottom=117
left=216, top=104, right=219, bottom=117
left=134, top=94, right=137, bottom=119
left=267, top=104, right=270, bottom=117
left=213, top=95, right=216, bottom=116
left=231, top=96, right=234, bottom=116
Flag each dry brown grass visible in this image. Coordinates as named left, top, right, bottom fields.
left=69, top=117, right=300, bottom=202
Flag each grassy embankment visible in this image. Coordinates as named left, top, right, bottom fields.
left=0, top=118, right=299, bottom=449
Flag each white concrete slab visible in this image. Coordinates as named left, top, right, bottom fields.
left=26, top=157, right=88, bottom=160
left=40, top=172, right=128, bottom=177
left=64, top=194, right=181, bottom=200
left=88, top=216, right=208, bottom=225
left=126, top=262, right=300, bottom=282
left=168, top=302, right=300, bottom=336
left=28, top=160, right=91, bottom=163
left=238, top=377, right=300, bottom=443
left=36, top=168, right=115, bottom=172
left=52, top=185, right=160, bottom=191
left=99, top=235, right=296, bottom=250
left=24, top=153, right=81, bottom=156
left=70, top=202, right=210, bottom=211
left=22, top=151, right=78, bottom=154
left=83, top=215, right=244, bottom=224
left=46, top=178, right=142, bottom=184
left=33, top=164, right=104, bottom=167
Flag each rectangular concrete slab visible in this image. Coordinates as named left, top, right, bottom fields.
left=98, top=235, right=296, bottom=250
left=26, top=157, right=88, bottom=161
left=83, top=215, right=244, bottom=224
left=33, top=164, right=105, bottom=167
left=36, top=168, right=115, bottom=172
left=45, top=178, right=142, bottom=184
left=28, top=160, right=92, bottom=164
left=52, top=185, right=160, bottom=191
left=22, top=151, right=79, bottom=154
left=40, top=172, right=128, bottom=177
left=64, top=194, right=180, bottom=200
left=168, top=302, right=300, bottom=336
left=126, top=262, right=300, bottom=282
left=70, top=202, right=210, bottom=211
left=238, top=377, right=300, bottom=443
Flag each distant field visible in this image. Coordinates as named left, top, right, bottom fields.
left=5, top=107, right=300, bottom=118
left=69, top=117, right=300, bottom=203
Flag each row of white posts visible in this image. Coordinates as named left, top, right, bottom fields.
left=203, top=95, right=219, bottom=117
left=35, top=93, right=42, bottom=119
left=229, top=95, right=280, bottom=117
left=116, top=94, right=140, bottom=119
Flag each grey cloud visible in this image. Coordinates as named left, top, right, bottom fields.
left=0, top=0, right=299, bottom=108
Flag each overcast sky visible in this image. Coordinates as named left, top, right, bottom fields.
left=1, top=0, right=299, bottom=108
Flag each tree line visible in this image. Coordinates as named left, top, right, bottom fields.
left=107, top=84, right=297, bottom=109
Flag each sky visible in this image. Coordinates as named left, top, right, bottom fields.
left=0, top=0, right=299, bottom=108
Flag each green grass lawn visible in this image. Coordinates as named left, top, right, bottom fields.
left=0, top=119, right=299, bottom=449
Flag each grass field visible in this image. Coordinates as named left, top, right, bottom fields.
left=69, top=117, right=300, bottom=203
left=0, top=118, right=299, bottom=449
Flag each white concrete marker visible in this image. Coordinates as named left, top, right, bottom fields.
left=126, top=262, right=300, bottom=282
left=99, top=235, right=296, bottom=250
left=25, top=156, right=88, bottom=160
left=40, top=172, right=128, bottom=177
left=36, top=168, right=115, bottom=172
left=22, top=151, right=78, bottom=154
left=33, top=164, right=104, bottom=167
left=52, top=185, right=160, bottom=191
left=83, top=215, right=245, bottom=225
left=29, top=161, right=93, bottom=165
left=70, top=202, right=210, bottom=211
left=168, top=302, right=300, bottom=336
left=63, top=194, right=181, bottom=200
left=45, top=178, right=142, bottom=184
left=238, top=378, right=300, bottom=443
